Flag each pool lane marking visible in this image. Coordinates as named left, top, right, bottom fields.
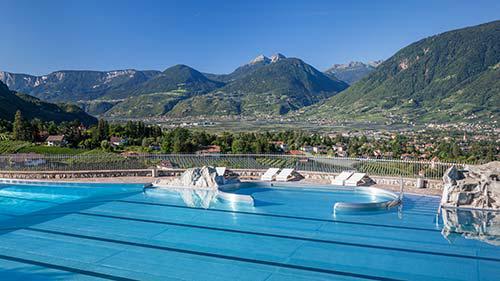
left=24, top=227, right=401, bottom=281
left=0, top=253, right=137, bottom=281
left=72, top=211, right=500, bottom=263
left=116, top=199, right=443, bottom=233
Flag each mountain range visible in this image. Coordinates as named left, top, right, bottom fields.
left=0, top=70, right=160, bottom=103
left=164, top=56, right=348, bottom=117
left=1, top=53, right=349, bottom=118
left=305, top=20, right=500, bottom=123
left=1, top=20, right=498, bottom=124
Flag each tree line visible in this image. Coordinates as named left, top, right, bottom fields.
left=0, top=110, right=497, bottom=162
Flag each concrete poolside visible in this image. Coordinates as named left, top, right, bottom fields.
left=21, top=175, right=443, bottom=196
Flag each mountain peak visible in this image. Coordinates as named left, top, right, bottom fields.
left=367, top=60, right=383, bottom=67
left=250, top=55, right=270, bottom=65
left=327, top=60, right=384, bottom=71
left=329, top=61, right=367, bottom=70
left=167, top=64, right=194, bottom=71
left=325, top=61, right=383, bottom=84
left=270, top=53, right=286, bottom=63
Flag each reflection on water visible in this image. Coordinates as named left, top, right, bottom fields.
left=441, top=208, right=500, bottom=246
left=145, top=187, right=219, bottom=209
left=144, top=183, right=255, bottom=209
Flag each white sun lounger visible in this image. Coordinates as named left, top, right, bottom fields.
left=276, top=168, right=295, bottom=182
left=331, top=171, right=354, bottom=186
left=345, top=172, right=368, bottom=186
left=215, top=167, right=226, bottom=177
left=261, top=168, right=280, bottom=181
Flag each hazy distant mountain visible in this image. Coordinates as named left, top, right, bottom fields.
left=324, top=60, right=382, bottom=84
left=306, top=20, right=500, bottom=123
left=0, top=69, right=161, bottom=102
left=167, top=55, right=348, bottom=117
left=0, top=81, right=96, bottom=125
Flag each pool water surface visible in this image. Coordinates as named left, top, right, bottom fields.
left=0, top=181, right=498, bottom=281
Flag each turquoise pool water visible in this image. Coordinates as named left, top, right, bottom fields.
left=0, top=181, right=498, bottom=280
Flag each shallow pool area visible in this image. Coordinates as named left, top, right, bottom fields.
left=0, top=181, right=498, bottom=280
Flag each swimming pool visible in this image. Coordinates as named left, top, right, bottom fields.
left=0, top=181, right=498, bottom=280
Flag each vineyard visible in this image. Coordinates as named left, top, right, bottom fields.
left=0, top=153, right=463, bottom=180
left=0, top=141, right=31, bottom=154
left=353, top=161, right=449, bottom=179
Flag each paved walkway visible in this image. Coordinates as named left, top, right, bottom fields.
left=36, top=176, right=442, bottom=196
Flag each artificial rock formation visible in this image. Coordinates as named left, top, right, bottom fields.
left=149, top=166, right=251, bottom=209
left=151, top=166, right=223, bottom=208
left=154, top=166, right=223, bottom=189
left=441, top=161, right=500, bottom=210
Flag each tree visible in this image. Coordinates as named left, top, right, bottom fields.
left=451, top=143, right=462, bottom=159
left=171, top=127, right=192, bottom=153
left=100, top=140, right=111, bottom=151
left=213, top=132, right=233, bottom=153
left=47, top=121, right=58, bottom=135
left=0, top=119, right=12, bottom=133
left=142, top=137, right=152, bottom=147
left=13, top=110, right=31, bottom=141
left=231, top=138, right=247, bottom=154
left=389, top=135, right=405, bottom=158
left=92, top=119, right=109, bottom=144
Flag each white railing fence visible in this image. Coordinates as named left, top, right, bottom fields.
left=0, top=153, right=471, bottom=180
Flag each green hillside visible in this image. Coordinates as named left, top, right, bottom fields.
left=104, top=90, right=191, bottom=118
left=306, top=20, right=500, bottom=123
left=0, top=81, right=97, bottom=125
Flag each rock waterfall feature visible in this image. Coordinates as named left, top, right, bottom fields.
left=150, top=166, right=252, bottom=208
left=440, top=161, right=500, bottom=245
left=156, top=166, right=223, bottom=189
left=441, top=161, right=499, bottom=210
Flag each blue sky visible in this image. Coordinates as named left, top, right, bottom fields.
left=1, top=0, right=498, bottom=75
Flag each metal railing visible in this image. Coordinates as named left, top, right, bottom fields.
left=0, top=153, right=469, bottom=180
